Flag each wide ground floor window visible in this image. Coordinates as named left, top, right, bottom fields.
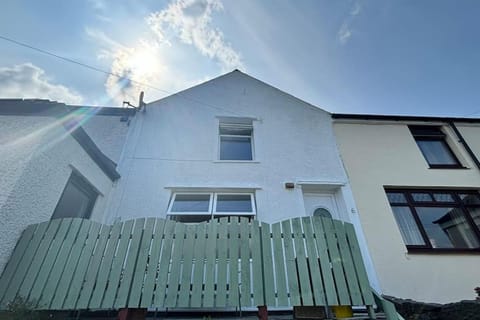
left=386, top=189, right=480, bottom=252
left=167, top=192, right=256, bottom=223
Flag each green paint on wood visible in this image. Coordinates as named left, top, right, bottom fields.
left=301, top=217, right=326, bottom=306
left=164, top=222, right=185, bottom=308
left=129, top=217, right=156, bottom=307
left=239, top=218, right=251, bottom=307
left=311, top=217, right=338, bottom=306
left=62, top=222, right=100, bottom=309
left=153, top=219, right=176, bottom=307
left=215, top=218, right=229, bottom=307
left=345, top=224, right=374, bottom=305
left=40, top=219, right=83, bottom=308
left=322, top=218, right=350, bottom=306
left=291, top=218, right=313, bottom=305
left=178, top=224, right=196, bottom=307
left=251, top=219, right=264, bottom=306
left=227, top=217, right=240, bottom=307
left=202, top=220, right=217, bottom=308
left=115, top=218, right=146, bottom=308
left=76, top=225, right=111, bottom=309
left=271, top=223, right=288, bottom=306
left=190, top=222, right=207, bottom=307
left=282, top=220, right=301, bottom=306
left=100, top=220, right=134, bottom=308
left=89, top=221, right=122, bottom=309
left=0, top=223, right=37, bottom=304
left=260, top=222, right=275, bottom=306
left=333, top=220, right=363, bottom=306
left=140, top=219, right=166, bottom=308
left=0, top=216, right=379, bottom=312
left=50, top=220, right=95, bottom=310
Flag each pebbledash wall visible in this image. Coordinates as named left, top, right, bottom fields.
left=0, top=106, right=129, bottom=273
left=102, top=70, right=380, bottom=290
left=333, top=117, right=480, bottom=303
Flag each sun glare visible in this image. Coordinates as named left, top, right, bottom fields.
left=129, top=47, right=160, bottom=77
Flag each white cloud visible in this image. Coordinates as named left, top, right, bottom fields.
left=337, top=1, right=362, bottom=45
left=338, top=22, right=352, bottom=45
left=0, top=63, right=83, bottom=104
left=147, top=0, right=243, bottom=71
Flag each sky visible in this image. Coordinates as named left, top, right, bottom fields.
left=0, top=0, right=479, bottom=117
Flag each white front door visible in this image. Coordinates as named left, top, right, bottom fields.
left=302, top=192, right=339, bottom=219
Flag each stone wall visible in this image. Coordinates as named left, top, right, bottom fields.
left=385, top=296, right=480, bottom=320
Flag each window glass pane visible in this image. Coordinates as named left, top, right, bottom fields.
left=432, top=193, right=454, bottom=202
left=416, top=140, right=458, bottom=165
left=52, top=175, right=97, bottom=219
left=391, top=206, right=425, bottom=245
left=386, top=192, right=407, bottom=204
left=220, top=136, right=252, bottom=160
left=459, top=193, right=480, bottom=205
left=171, top=194, right=210, bottom=212
left=466, top=207, right=480, bottom=230
left=219, top=126, right=252, bottom=135
left=416, top=207, right=480, bottom=248
left=411, top=193, right=433, bottom=202
left=313, top=208, right=332, bottom=218
left=170, top=215, right=211, bottom=223
left=216, top=194, right=253, bottom=212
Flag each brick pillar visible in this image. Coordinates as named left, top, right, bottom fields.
left=118, top=308, right=147, bottom=320
left=258, top=305, right=268, bottom=320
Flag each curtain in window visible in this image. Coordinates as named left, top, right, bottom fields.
left=391, top=206, right=425, bottom=245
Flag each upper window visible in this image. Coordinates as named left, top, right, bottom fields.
left=167, top=192, right=256, bottom=223
left=51, top=172, right=98, bottom=220
left=409, top=126, right=462, bottom=168
left=386, top=189, right=480, bottom=251
left=219, top=122, right=253, bottom=160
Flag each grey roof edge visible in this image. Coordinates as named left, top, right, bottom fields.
left=332, top=113, right=480, bottom=123
left=0, top=99, right=122, bottom=181
left=66, top=124, right=121, bottom=181
left=0, top=99, right=136, bottom=116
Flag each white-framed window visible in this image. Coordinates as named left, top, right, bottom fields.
left=167, top=192, right=256, bottom=223
left=218, top=122, right=254, bottom=160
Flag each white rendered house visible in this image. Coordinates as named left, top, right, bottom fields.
left=102, top=70, right=380, bottom=291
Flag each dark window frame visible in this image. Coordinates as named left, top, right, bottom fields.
left=386, top=189, right=480, bottom=253
left=51, top=172, right=98, bottom=220
left=409, top=126, right=463, bottom=169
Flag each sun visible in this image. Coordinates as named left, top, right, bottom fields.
left=128, top=44, right=161, bottom=78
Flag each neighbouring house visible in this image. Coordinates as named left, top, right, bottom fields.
left=0, top=99, right=133, bottom=272
left=0, top=71, right=478, bottom=318
left=332, top=114, right=480, bottom=303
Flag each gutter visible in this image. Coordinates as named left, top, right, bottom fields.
left=332, top=113, right=480, bottom=123
left=448, top=121, right=480, bottom=171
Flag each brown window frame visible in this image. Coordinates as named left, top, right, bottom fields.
left=409, top=126, right=463, bottom=169
left=386, top=189, right=480, bottom=253
left=51, top=172, right=98, bottom=220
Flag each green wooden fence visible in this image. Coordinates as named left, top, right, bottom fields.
left=0, top=216, right=374, bottom=311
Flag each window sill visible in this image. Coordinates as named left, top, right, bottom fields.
left=213, top=160, right=260, bottom=163
left=428, top=165, right=468, bottom=169
left=407, top=247, right=480, bottom=254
